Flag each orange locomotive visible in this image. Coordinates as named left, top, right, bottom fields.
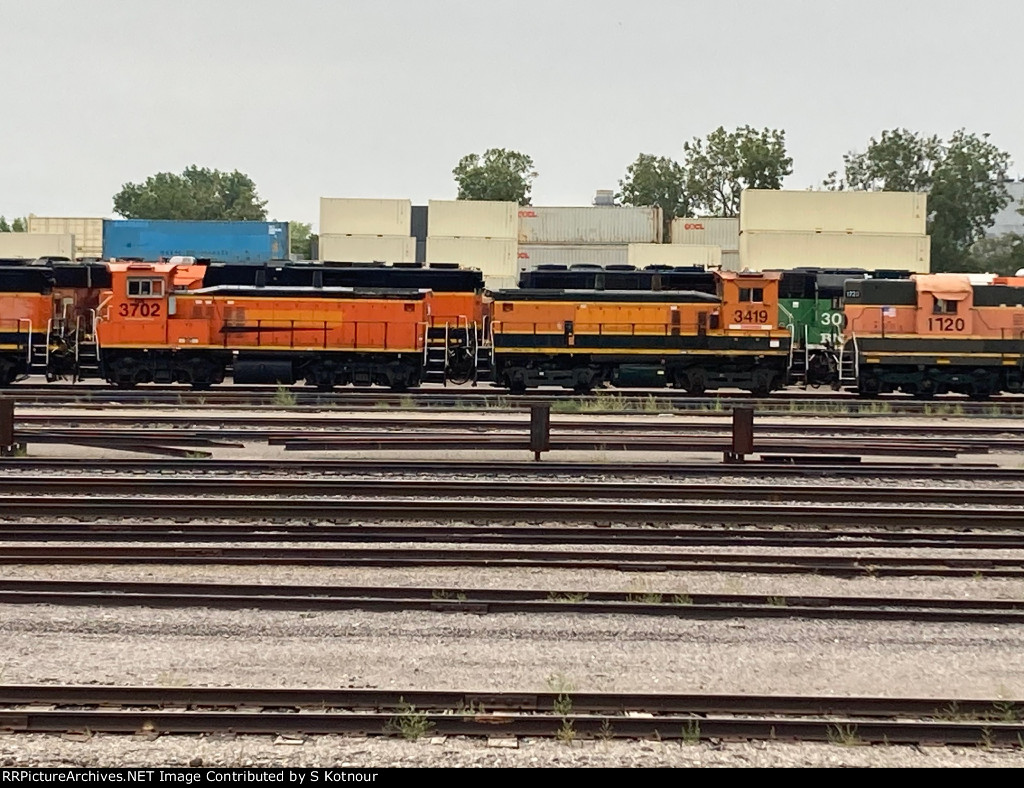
left=843, top=273, right=1024, bottom=398
left=491, top=270, right=792, bottom=394
left=95, top=262, right=432, bottom=389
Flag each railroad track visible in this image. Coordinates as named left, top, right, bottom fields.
left=6, top=384, right=1024, bottom=416
left=0, top=477, right=1021, bottom=506
left=0, top=496, right=1018, bottom=527
left=0, top=545, right=1020, bottom=578
left=0, top=686, right=1020, bottom=744
left=3, top=523, right=1021, bottom=549
left=3, top=579, right=1023, bottom=623
left=1, top=458, right=1019, bottom=480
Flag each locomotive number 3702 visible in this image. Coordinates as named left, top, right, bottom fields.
left=118, top=302, right=161, bottom=317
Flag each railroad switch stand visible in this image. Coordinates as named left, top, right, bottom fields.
left=530, top=404, right=551, bottom=461
left=0, top=398, right=23, bottom=457
left=724, top=407, right=754, bottom=463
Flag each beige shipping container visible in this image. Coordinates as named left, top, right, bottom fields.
left=484, top=275, right=518, bottom=292
left=27, top=216, right=103, bottom=258
left=739, top=231, right=931, bottom=273
left=740, top=190, right=928, bottom=235
left=518, top=206, right=662, bottom=244
left=628, top=243, right=721, bottom=268
left=0, top=233, right=75, bottom=259
left=426, top=237, right=517, bottom=278
left=318, top=234, right=415, bottom=263
left=517, top=244, right=628, bottom=270
left=670, top=217, right=739, bottom=250
left=428, top=200, right=517, bottom=239
left=319, top=198, right=412, bottom=236
left=721, top=250, right=741, bottom=272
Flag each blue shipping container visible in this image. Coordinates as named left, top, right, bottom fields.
left=102, top=220, right=290, bottom=263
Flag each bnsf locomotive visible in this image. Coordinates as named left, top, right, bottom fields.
left=2, top=257, right=1024, bottom=399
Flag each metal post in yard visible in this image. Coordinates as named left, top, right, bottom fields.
left=725, top=407, right=754, bottom=464
left=0, top=397, right=15, bottom=457
left=529, top=404, right=551, bottom=461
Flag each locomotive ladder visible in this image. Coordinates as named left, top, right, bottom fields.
left=423, top=323, right=450, bottom=385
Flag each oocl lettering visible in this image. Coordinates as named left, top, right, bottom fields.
left=519, top=210, right=538, bottom=218
left=684, top=223, right=705, bottom=230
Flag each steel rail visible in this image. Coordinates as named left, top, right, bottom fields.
left=1, top=685, right=1020, bottom=721
left=0, top=545, right=1019, bottom=578
left=0, top=496, right=1018, bottom=527
left=0, top=458, right=1017, bottom=479
left=2, top=579, right=1023, bottom=622
left=2, top=523, right=1021, bottom=549
left=0, top=477, right=1021, bottom=506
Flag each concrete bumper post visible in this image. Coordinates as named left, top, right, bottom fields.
left=529, top=404, right=551, bottom=462
left=724, top=407, right=754, bottom=464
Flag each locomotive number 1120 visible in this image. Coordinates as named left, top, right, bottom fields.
left=928, top=317, right=965, bottom=331
left=118, top=302, right=161, bottom=317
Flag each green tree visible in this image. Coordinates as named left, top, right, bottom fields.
left=10, top=217, right=25, bottom=232
left=288, top=221, right=314, bottom=259
left=112, top=166, right=268, bottom=221
left=967, top=233, right=1024, bottom=275
left=683, top=126, right=793, bottom=217
left=0, top=217, right=9, bottom=232
left=617, top=154, right=690, bottom=240
left=828, top=129, right=1012, bottom=271
left=452, top=148, right=537, bottom=204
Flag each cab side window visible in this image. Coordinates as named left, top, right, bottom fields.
left=738, top=287, right=764, bottom=303
left=933, top=298, right=957, bottom=314
left=127, top=278, right=164, bottom=298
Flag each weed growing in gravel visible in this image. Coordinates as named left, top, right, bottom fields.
left=980, top=727, right=995, bottom=749
left=397, top=395, right=415, bottom=409
left=545, top=673, right=576, bottom=695
left=680, top=719, right=701, bottom=745
left=384, top=701, right=434, bottom=740
left=672, top=594, right=693, bottom=606
left=272, top=385, right=297, bottom=408
left=766, top=596, right=788, bottom=607
left=626, top=592, right=663, bottom=604
left=992, top=701, right=1020, bottom=722
left=598, top=720, right=614, bottom=741
left=547, top=592, right=589, bottom=603
left=555, top=719, right=577, bottom=744
left=826, top=724, right=861, bottom=746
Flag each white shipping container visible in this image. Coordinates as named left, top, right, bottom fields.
left=517, top=206, right=662, bottom=244
left=0, top=233, right=74, bottom=259
left=721, top=250, right=741, bottom=272
left=740, top=190, right=928, bottom=235
left=428, top=200, right=517, bottom=239
left=319, top=198, right=412, bottom=236
left=27, top=216, right=103, bottom=258
left=628, top=244, right=721, bottom=268
left=739, top=231, right=931, bottom=273
left=517, top=244, right=628, bottom=270
left=426, top=237, right=518, bottom=278
left=484, top=275, right=518, bottom=292
left=670, top=217, right=739, bottom=250
left=318, top=235, right=415, bottom=263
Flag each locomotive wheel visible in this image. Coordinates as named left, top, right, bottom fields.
left=683, top=369, right=707, bottom=397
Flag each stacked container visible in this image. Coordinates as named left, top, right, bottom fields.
left=319, top=198, right=415, bottom=263
left=627, top=244, right=721, bottom=268
left=28, top=216, right=104, bottom=259
left=0, top=233, right=75, bottom=259
left=738, top=190, right=930, bottom=273
left=426, top=200, right=518, bottom=289
left=669, top=217, right=740, bottom=270
left=517, top=204, right=662, bottom=274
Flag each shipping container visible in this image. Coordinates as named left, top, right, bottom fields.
left=102, top=220, right=289, bottom=263
left=27, top=216, right=103, bottom=258
left=670, top=217, right=739, bottom=250
left=517, top=206, right=662, bottom=245
left=426, top=237, right=517, bottom=278
left=517, top=244, right=628, bottom=270
left=0, top=233, right=74, bottom=259
left=428, top=200, right=517, bottom=239
left=320, top=198, right=412, bottom=236
left=484, top=275, right=517, bottom=292
left=721, top=250, right=741, bottom=272
left=628, top=243, right=721, bottom=268
left=740, top=190, right=927, bottom=235
left=318, top=234, right=416, bottom=263
left=739, top=231, right=931, bottom=273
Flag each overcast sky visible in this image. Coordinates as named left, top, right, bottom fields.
left=2, top=0, right=1022, bottom=228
